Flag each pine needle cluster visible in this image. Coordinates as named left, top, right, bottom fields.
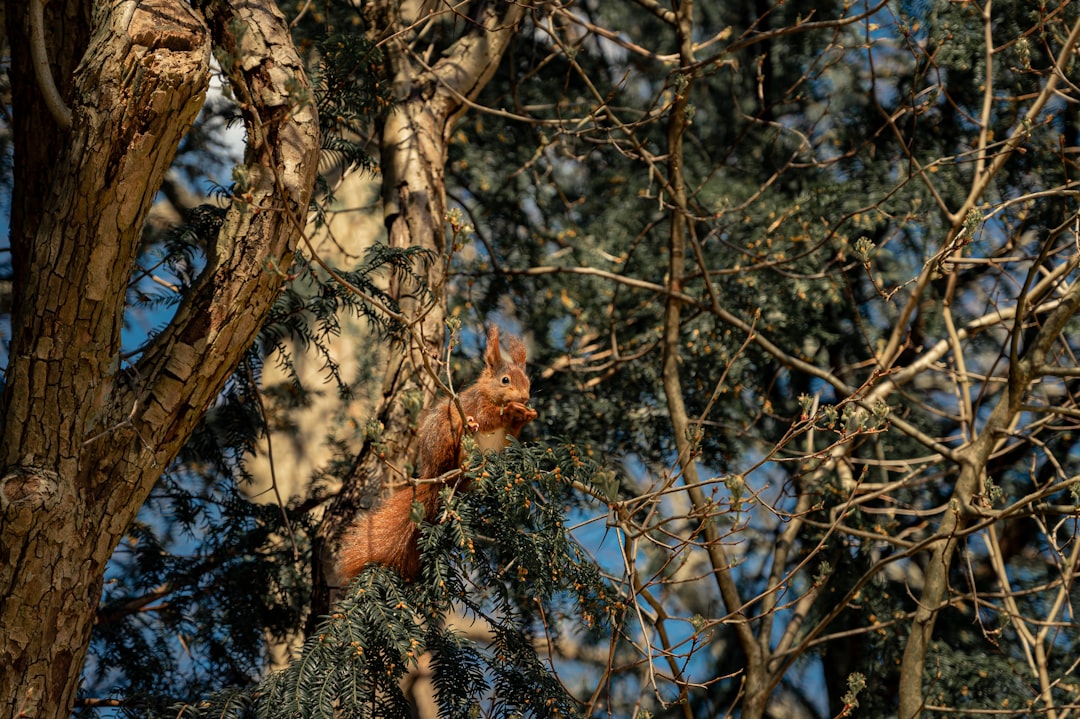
left=256, top=241, right=432, bottom=399
left=309, top=33, right=390, bottom=185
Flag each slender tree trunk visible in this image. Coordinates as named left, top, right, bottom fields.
left=895, top=281, right=1080, bottom=718
left=655, top=1, right=774, bottom=717
left=0, top=1, right=320, bottom=717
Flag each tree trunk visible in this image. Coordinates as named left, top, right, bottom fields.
left=0, top=1, right=320, bottom=717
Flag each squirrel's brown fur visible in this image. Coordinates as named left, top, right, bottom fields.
left=337, top=326, right=538, bottom=582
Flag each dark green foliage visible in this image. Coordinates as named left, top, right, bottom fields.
left=310, top=34, right=390, bottom=186
left=427, top=628, right=487, bottom=717
left=923, top=636, right=1031, bottom=713
left=433, top=0, right=1080, bottom=714
left=305, top=31, right=390, bottom=218
left=82, top=469, right=311, bottom=716
left=170, top=441, right=616, bottom=719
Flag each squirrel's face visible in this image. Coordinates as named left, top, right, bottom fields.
left=493, top=365, right=531, bottom=404
left=481, top=327, right=532, bottom=406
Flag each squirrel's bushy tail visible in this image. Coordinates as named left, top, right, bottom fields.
left=337, top=483, right=440, bottom=581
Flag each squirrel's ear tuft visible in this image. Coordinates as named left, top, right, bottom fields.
left=507, top=335, right=527, bottom=366
left=484, top=325, right=502, bottom=368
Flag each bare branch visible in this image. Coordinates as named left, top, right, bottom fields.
left=29, top=0, right=72, bottom=129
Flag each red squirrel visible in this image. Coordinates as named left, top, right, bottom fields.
left=337, top=326, right=538, bottom=581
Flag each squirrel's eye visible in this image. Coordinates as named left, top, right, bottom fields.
left=501, top=375, right=511, bottom=385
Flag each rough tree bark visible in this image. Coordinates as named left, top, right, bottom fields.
left=313, top=0, right=527, bottom=616
left=0, top=1, right=320, bottom=717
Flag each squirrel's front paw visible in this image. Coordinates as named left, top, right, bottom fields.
left=506, top=401, right=538, bottom=423
left=466, top=415, right=480, bottom=433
